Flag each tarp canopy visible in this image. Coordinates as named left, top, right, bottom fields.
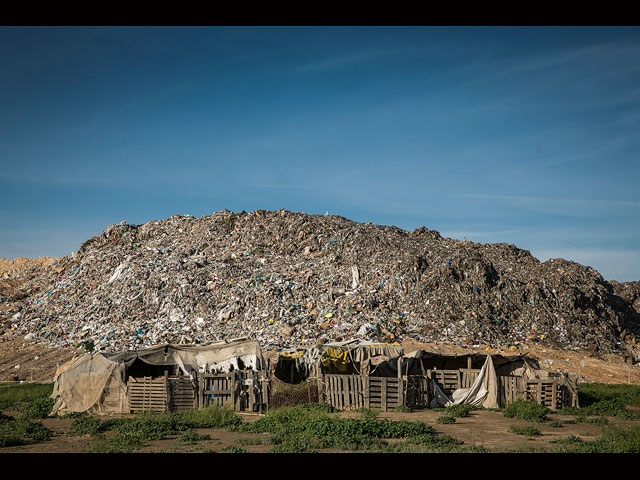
left=50, top=338, right=265, bottom=415
left=104, top=338, right=265, bottom=374
left=276, top=340, right=404, bottom=380
left=403, top=350, right=540, bottom=372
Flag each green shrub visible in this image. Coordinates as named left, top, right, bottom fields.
left=70, top=414, right=109, bottom=436
left=436, top=416, right=456, bottom=424
left=394, top=405, right=412, bottom=413
left=549, top=426, right=640, bottom=453
left=0, top=417, right=51, bottom=444
left=509, top=424, right=541, bottom=436
left=239, top=403, right=436, bottom=452
left=503, top=401, right=550, bottom=422
left=20, top=396, right=54, bottom=419
left=178, top=430, right=211, bottom=443
left=109, top=413, right=179, bottom=441
left=89, top=433, right=145, bottom=453
left=177, top=406, right=242, bottom=429
left=221, top=445, right=248, bottom=453
left=444, top=404, right=475, bottom=418
left=560, top=383, right=640, bottom=419
left=0, top=434, right=24, bottom=447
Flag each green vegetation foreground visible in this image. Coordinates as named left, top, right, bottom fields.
left=1, top=382, right=640, bottom=453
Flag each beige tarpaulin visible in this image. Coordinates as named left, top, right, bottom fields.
left=51, top=353, right=126, bottom=415
left=451, top=354, right=499, bottom=408
left=49, top=338, right=265, bottom=415
left=431, top=354, right=500, bottom=408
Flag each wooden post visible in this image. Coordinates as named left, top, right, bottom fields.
left=316, top=360, right=324, bottom=403
left=381, top=377, right=388, bottom=412
left=364, top=376, right=370, bottom=409
left=397, top=357, right=404, bottom=406
left=249, top=370, right=256, bottom=412
left=164, top=370, right=170, bottom=412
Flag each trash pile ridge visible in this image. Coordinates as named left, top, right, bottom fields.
left=3, top=209, right=640, bottom=358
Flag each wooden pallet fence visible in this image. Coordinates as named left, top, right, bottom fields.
left=324, top=375, right=402, bottom=412
left=460, top=369, right=481, bottom=389
left=128, top=376, right=168, bottom=413
left=500, top=375, right=526, bottom=407
left=427, top=370, right=461, bottom=396
left=198, top=370, right=270, bottom=413
left=403, top=375, right=430, bottom=409
left=198, top=373, right=236, bottom=409
left=168, top=376, right=196, bottom=412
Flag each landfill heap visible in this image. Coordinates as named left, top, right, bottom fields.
left=3, top=210, right=640, bottom=357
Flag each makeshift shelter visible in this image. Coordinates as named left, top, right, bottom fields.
left=273, top=339, right=404, bottom=383
left=50, top=338, right=269, bottom=416
left=375, top=350, right=579, bottom=411
left=316, top=347, right=579, bottom=412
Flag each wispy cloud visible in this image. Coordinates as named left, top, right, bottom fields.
left=245, top=184, right=313, bottom=189
left=291, top=48, right=397, bottom=74
left=452, top=194, right=640, bottom=212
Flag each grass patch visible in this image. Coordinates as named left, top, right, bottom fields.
left=178, top=430, right=211, bottom=443
left=236, top=403, right=469, bottom=453
left=509, top=424, right=541, bottom=436
left=444, top=404, right=475, bottom=418
left=436, top=416, right=456, bottom=424
left=0, top=416, right=51, bottom=446
left=221, top=445, right=248, bottom=453
left=20, top=396, right=55, bottom=419
left=71, top=405, right=243, bottom=452
left=394, top=405, right=413, bottom=413
left=0, top=383, right=53, bottom=411
left=503, top=400, right=550, bottom=422
left=548, top=425, right=640, bottom=453
left=560, top=382, right=640, bottom=419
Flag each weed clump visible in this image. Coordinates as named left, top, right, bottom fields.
left=503, top=401, right=550, bottom=422
left=509, top=424, right=541, bottom=436
left=436, top=416, right=456, bottom=424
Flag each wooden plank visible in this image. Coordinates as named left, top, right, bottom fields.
left=381, top=377, right=387, bottom=412
left=365, top=376, right=370, bottom=409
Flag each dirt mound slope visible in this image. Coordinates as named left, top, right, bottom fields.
left=0, top=257, right=57, bottom=278
left=2, top=210, right=639, bottom=362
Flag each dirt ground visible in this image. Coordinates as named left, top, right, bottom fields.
left=0, top=405, right=636, bottom=454
left=1, top=334, right=639, bottom=454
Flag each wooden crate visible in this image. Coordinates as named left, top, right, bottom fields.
left=525, top=380, right=566, bottom=411
left=500, top=377, right=569, bottom=410
left=128, top=376, right=167, bottom=413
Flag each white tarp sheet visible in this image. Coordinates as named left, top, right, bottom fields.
left=429, top=354, right=500, bottom=409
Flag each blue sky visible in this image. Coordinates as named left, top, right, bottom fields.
left=1, top=26, right=639, bottom=281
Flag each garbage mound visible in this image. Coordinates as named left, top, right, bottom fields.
left=3, top=210, right=640, bottom=356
